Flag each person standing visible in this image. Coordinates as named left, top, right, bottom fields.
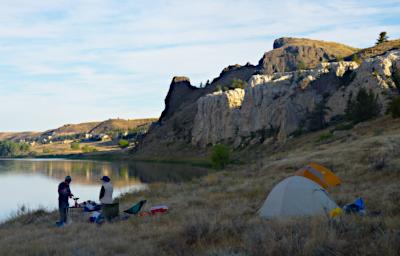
left=99, top=176, right=116, bottom=221
left=57, top=176, right=73, bottom=226
left=99, top=176, right=113, bottom=204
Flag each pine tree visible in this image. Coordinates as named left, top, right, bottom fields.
left=376, top=31, right=388, bottom=45
left=345, top=88, right=381, bottom=123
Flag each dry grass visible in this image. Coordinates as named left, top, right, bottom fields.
left=354, top=39, right=400, bottom=60
left=1, top=117, right=400, bottom=255
left=32, top=140, right=120, bottom=156
left=278, top=37, right=359, bottom=57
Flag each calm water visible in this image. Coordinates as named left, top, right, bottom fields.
left=0, top=158, right=209, bottom=222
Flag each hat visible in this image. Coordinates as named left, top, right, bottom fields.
left=65, top=176, right=72, bottom=182
left=100, top=176, right=110, bottom=182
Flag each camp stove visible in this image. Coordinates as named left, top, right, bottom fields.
left=72, top=197, right=80, bottom=208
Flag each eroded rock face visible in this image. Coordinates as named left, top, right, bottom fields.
left=192, top=89, right=244, bottom=145
left=191, top=50, right=400, bottom=147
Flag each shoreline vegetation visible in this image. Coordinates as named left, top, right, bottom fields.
left=1, top=116, right=399, bottom=255
left=0, top=151, right=214, bottom=168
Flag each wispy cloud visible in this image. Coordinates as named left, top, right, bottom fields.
left=0, top=0, right=399, bottom=131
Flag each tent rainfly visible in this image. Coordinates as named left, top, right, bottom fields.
left=295, top=162, right=341, bottom=189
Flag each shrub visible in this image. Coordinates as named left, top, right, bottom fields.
left=387, top=96, right=400, bottom=118
left=290, top=128, right=306, bottom=138
left=42, top=148, right=53, bottom=154
left=215, top=85, right=222, bottom=92
left=351, top=53, right=362, bottom=65
left=335, top=55, right=344, bottom=62
left=0, top=141, right=30, bottom=157
left=118, top=139, right=129, bottom=149
left=70, top=142, right=80, bottom=150
left=230, top=78, right=247, bottom=89
left=297, top=60, right=307, bottom=70
left=345, top=88, right=381, bottom=123
left=82, top=145, right=97, bottom=153
left=211, top=144, right=231, bottom=169
left=316, top=132, right=333, bottom=143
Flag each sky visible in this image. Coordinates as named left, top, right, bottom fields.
left=0, top=0, right=399, bottom=131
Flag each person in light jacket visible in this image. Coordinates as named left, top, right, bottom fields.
left=99, top=176, right=113, bottom=204
left=99, top=176, right=116, bottom=221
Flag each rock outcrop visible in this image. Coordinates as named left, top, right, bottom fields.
left=258, top=37, right=357, bottom=74
left=191, top=50, right=400, bottom=147
left=159, top=76, right=203, bottom=122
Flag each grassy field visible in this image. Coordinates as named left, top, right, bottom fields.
left=1, top=116, right=400, bottom=255
left=29, top=139, right=126, bottom=157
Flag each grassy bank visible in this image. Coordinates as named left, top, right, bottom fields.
left=1, top=117, right=400, bottom=255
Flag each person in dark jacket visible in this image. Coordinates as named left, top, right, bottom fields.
left=57, top=176, right=73, bottom=225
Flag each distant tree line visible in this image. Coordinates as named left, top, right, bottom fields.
left=0, top=141, right=30, bottom=157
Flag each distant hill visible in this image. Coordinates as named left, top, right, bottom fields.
left=0, top=118, right=158, bottom=142
left=0, top=132, right=40, bottom=141
left=42, top=122, right=101, bottom=136
left=89, top=118, right=158, bottom=134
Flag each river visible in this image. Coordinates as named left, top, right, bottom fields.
left=0, top=158, right=209, bottom=222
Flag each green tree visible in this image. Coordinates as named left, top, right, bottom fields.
left=376, top=31, right=388, bottom=45
left=211, top=144, right=231, bottom=169
left=345, top=88, right=381, bottom=123
left=306, top=101, right=331, bottom=131
left=118, top=139, right=130, bottom=149
left=0, top=141, right=30, bottom=157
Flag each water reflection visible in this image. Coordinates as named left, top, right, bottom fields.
left=0, top=159, right=209, bottom=185
left=0, top=159, right=209, bottom=222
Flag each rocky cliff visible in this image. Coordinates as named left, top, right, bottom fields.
left=137, top=38, right=399, bottom=156
left=157, top=38, right=356, bottom=122
left=192, top=50, right=400, bottom=147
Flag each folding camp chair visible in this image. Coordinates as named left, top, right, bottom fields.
left=124, top=200, right=147, bottom=215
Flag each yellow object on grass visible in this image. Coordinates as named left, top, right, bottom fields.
left=329, top=207, right=343, bottom=218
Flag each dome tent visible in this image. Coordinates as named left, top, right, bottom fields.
left=259, top=176, right=338, bottom=218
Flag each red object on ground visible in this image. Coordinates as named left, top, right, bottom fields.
left=150, top=205, right=168, bottom=214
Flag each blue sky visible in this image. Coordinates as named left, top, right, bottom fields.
left=0, top=0, right=399, bottom=131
